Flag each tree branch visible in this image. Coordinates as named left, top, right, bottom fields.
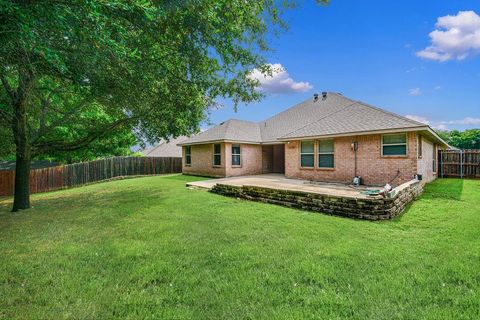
left=0, top=73, right=15, bottom=102
left=32, top=116, right=138, bottom=155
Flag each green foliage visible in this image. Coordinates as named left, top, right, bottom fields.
left=1, top=0, right=329, bottom=208
left=0, top=175, right=478, bottom=318
left=0, top=0, right=306, bottom=155
left=0, top=124, right=14, bottom=160
left=437, top=129, right=480, bottom=149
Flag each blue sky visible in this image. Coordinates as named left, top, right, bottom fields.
left=207, top=0, right=480, bottom=131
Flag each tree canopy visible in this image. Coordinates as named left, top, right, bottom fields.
left=437, top=129, right=480, bottom=150
left=1, top=0, right=328, bottom=211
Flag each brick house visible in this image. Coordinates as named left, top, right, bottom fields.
left=178, top=92, right=448, bottom=186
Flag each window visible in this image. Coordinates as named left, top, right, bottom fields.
left=213, top=143, right=221, bottom=166
left=300, top=141, right=314, bottom=167
left=232, top=144, right=241, bottom=166
left=432, top=143, right=437, bottom=173
left=318, top=140, right=334, bottom=168
left=418, top=135, right=423, bottom=158
left=382, top=134, right=407, bottom=156
left=185, top=146, right=191, bottom=166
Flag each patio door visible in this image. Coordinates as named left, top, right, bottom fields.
left=262, top=145, right=285, bottom=174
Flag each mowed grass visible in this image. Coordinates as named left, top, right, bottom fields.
left=0, top=175, right=479, bottom=319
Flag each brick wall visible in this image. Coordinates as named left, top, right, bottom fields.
left=284, top=132, right=418, bottom=186
left=225, top=143, right=263, bottom=176
left=182, top=143, right=262, bottom=177
left=182, top=143, right=226, bottom=177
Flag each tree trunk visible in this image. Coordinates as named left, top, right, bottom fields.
left=12, top=146, right=31, bottom=212
left=11, top=72, right=32, bottom=212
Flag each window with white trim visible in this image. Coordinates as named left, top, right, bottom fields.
left=432, top=143, right=437, bottom=172
left=185, top=146, right=191, bottom=165
left=318, top=139, right=334, bottom=168
left=382, top=134, right=407, bottom=156
left=232, top=144, right=241, bottom=166
left=300, top=141, right=314, bottom=168
left=213, top=143, right=221, bottom=166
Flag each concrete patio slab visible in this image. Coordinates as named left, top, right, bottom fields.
left=187, top=174, right=380, bottom=199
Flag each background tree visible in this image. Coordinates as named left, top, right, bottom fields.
left=437, top=129, right=480, bottom=149
left=1, top=1, right=327, bottom=212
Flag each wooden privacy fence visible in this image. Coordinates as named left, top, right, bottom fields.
left=439, top=150, right=480, bottom=179
left=0, top=156, right=182, bottom=196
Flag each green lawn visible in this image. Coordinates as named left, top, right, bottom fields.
left=0, top=175, right=479, bottom=319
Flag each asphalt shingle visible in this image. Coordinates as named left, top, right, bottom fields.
left=179, top=92, right=428, bottom=145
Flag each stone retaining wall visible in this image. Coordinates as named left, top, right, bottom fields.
left=210, top=180, right=423, bottom=220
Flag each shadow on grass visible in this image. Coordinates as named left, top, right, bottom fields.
left=421, top=178, right=464, bottom=201
left=163, top=174, right=216, bottom=182
left=0, top=183, right=167, bottom=225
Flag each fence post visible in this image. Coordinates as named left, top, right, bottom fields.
left=460, top=150, right=463, bottom=179
left=440, top=150, right=443, bottom=178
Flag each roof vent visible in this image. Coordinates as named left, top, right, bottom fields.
left=322, top=92, right=328, bottom=99
left=313, top=93, right=319, bottom=102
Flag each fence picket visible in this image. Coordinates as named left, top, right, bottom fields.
left=0, top=156, right=182, bottom=196
left=439, top=150, right=479, bottom=179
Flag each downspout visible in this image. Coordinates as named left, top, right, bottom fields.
left=352, top=141, right=358, bottom=180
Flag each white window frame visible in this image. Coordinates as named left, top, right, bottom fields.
left=318, top=139, right=335, bottom=169
left=185, top=146, right=191, bottom=166
left=231, top=144, right=241, bottom=167
left=381, top=133, right=407, bottom=157
left=300, top=140, right=315, bottom=168
left=432, top=143, right=437, bottom=173
left=213, top=143, right=221, bottom=166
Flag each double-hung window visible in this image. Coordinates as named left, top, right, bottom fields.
left=318, top=140, right=334, bottom=168
left=185, top=146, right=191, bottom=166
left=300, top=141, right=315, bottom=168
left=382, top=134, right=407, bottom=156
left=213, top=143, right=221, bottom=166
left=232, top=144, right=241, bottom=166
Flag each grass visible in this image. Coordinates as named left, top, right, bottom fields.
left=0, top=175, right=479, bottom=319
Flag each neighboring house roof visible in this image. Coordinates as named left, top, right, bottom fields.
left=178, top=92, right=447, bottom=146
left=142, top=136, right=188, bottom=157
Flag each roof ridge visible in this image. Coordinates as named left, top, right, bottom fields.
left=280, top=101, right=359, bottom=138
left=259, top=97, right=314, bottom=124
left=353, top=99, right=426, bottom=127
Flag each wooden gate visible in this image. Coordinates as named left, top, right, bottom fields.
left=439, top=150, right=480, bottom=179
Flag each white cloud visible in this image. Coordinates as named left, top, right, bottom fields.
left=405, top=115, right=430, bottom=125
left=409, top=88, right=422, bottom=96
left=405, top=115, right=480, bottom=130
left=417, top=11, right=480, bottom=62
left=434, top=124, right=448, bottom=130
left=448, top=117, right=480, bottom=125
left=248, top=63, right=313, bottom=94
left=434, top=85, right=442, bottom=90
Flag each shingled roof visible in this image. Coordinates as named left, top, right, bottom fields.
left=179, top=119, right=262, bottom=145
left=142, top=136, right=188, bottom=157
left=179, top=92, right=440, bottom=146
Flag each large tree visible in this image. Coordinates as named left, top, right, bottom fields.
left=1, top=1, right=328, bottom=212
left=437, top=129, right=480, bottom=149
